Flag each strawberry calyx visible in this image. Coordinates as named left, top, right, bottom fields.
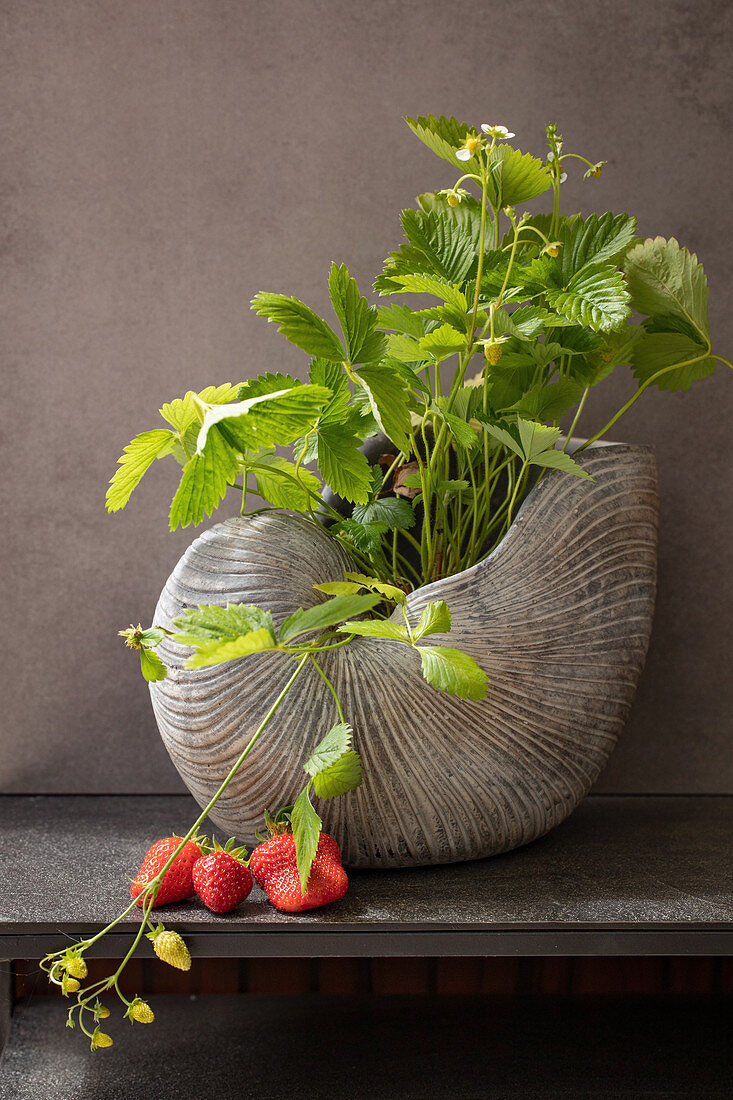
left=256, top=805, right=294, bottom=841
left=196, top=836, right=248, bottom=862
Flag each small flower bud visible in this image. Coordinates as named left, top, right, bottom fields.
left=118, top=624, right=145, bottom=650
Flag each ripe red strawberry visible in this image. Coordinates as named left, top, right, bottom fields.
left=250, top=831, right=348, bottom=913
left=130, top=836, right=203, bottom=908
left=192, top=842, right=253, bottom=914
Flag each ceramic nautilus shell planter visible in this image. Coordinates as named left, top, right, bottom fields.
left=149, top=441, right=657, bottom=868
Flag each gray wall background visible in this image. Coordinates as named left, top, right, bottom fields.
left=2, top=0, right=731, bottom=794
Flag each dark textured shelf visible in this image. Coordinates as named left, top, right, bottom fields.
left=2, top=993, right=732, bottom=1099
left=1, top=794, right=732, bottom=958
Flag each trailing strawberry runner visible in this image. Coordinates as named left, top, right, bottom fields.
left=42, top=113, right=729, bottom=1048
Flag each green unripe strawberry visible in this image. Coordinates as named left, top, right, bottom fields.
left=146, top=923, right=191, bottom=971
left=126, top=997, right=155, bottom=1024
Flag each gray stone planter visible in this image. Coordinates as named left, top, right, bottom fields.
left=149, top=442, right=657, bottom=868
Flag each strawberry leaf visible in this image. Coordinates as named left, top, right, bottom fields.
left=279, top=593, right=380, bottom=643
left=342, top=573, right=407, bottom=605
left=182, top=628, right=277, bottom=669
left=304, top=723, right=353, bottom=776
left=328, top=262, right=386, bottom=365
left=418, top=645, right=488, bottom=700
left=336, top=619, right=410, bottom=642
left=290, top=787, right=322, bottom=892
left=139, top=648, right=168, bottom=683
left=168, top=427, right=240, bottom=531
left=351, top=497, right=415, bottom=532
left=107, top=429, right=177, bottom=513
left=412, top=600, right=451, bottom=642
left=251, top=292, right=344, bottom=360
left=312, top=750, right=363, bottom=799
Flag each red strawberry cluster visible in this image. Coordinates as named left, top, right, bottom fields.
left=130, top=828, right=348, bottom=915
left=130, top=836, right=252, bottom=914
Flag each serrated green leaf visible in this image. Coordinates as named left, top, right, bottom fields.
left=545, top=263, right=630, bottom=331
left=251, top=453, right=321, bottom=512
left=355, top=364, right=413, bottom=455
left=139, top=647, right=168, bottom=682
left=492, top=306, right=554, bottom=341
left=333, top=519, right=390, bottom=571
left=312, top=750, right=363, bottom=799
left=336, top=618, right=410, bottom=642
left=374, top=304, right=427, bottom=340
left=328, top=262, right=386, bottom=364
left=279, top=593, right=380, bottom=643
left=412, top=600, right=452, bottom=642
left=197, top=383, right=331, bottom=454
left=304, top=723, right=353, bottom=776
left=183, top=627, right=278, bottom=668
left=388, top=274, right=468, bottom=312
left=529, top=449, right=592, bottom=479
left=351, top=495, right=415, bottom=531
left=251, top=291, right=344, bottom=359
left=386, top=333, right=427, bottom=363
left=168, top=428, right=239, bottom=531
left=517, top=418, right=562, bottom=459
left=404, top=114, right=481, bottom=172
left=171, top=603, right=278, bottom=667
left=624, top=237, right=710, bottom=340
left=512, top=379, right=585, bottom=422
left=172, top=603, right=275, bottom=644
left=631, top=331, right=717, bottom=392
left=558, top=212, right=637, bottom=284
left=107, top=429, right=177, bottom=512
left=419, top=323, right=466, bottom=363
left=317, top=423, right=373, bottom=504
left=402, top=208, right=477, bottom=284
left=432, top=398, right=479, bottom=450
left=478, top=419, right=524, bottom=458
left=312, top=581, right=365, bottom=597
left=417, top=190, right=484, bottom=250
left=159, top=383, right=241, bottom=434
left=416, top=303, right=468, bottom=332
left=449, top=385, right=482, bottom=423
left=570, top=324, right=641, bottom=387
left=418, top=646, right=488, bottom=700
left=376, top=209, right=476, bottom=293
left=308, top=359, right=351, bottom=426
left=237, top=372, right=302, bottom=402
left=342, top=572, right=407, bottom=604
left=291, top=787, right=322, bottom=892
left=485, top=144, right=552, bottom=209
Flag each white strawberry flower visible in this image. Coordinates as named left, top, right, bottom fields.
left=481, top=124, right=515, bottom=140
left=455, top=132, right=481, bottom=161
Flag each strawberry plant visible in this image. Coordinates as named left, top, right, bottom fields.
left=41, top=113, right=730, bottom=1048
